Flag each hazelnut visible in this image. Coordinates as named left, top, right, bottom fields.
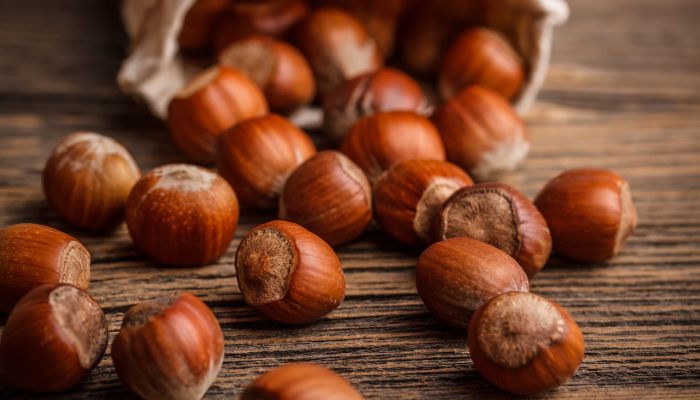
left=438, top=28, right=524, bottom=100
left=235, top=220, right=345, bottom=324
left=218, top=36, right=315, bottom=113
left=0, top=223, right=90, bottom=312
left=126, top=164, right=239, bottom=267
left=279, top=151, right=372, bottom=246
left=0, top=284, right=108, bottom=392
left=315, top=0, right=408, bottom=58
left=468, top=291, right=584, bottom=396
left=431, top=183, right=552, bottom=276
left=340, top=111, right=445, bottom=183
left=416, top=237, right=529, bottom=330
left=111, top=292, right=224, bottom=400
left=373, top=160, right=473, bottom=245
left=216, top=114, right=316, bottom=209
left=534, top=168, right=638, bottom=262
left=431, top=86, right=529, bottom=181
left=167, top=66, right=268, bottom=164
left=178, top=0, right=230, bottom=52
left=42, top=132, right=140, bottom=231
left=242, top=363, right=364, bottom=400
left=398, top=4, right=460, bottom=77
left=322, top=67, right=428, bottom=142
left=293, top=7, right=382, bottom=97
left=212, top=0, right=308, bottom=53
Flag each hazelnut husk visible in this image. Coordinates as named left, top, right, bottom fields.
left=534, top=168, right=638, bottom=262
left=0, top=284, right=108, bottom=392
left=431, top=183, right=552, bottom=276
left=42, top=132, right=140, bottom=231
left=416, top=237, right=530, bottom=330
left=323, top=67, right=428, bottom=142
left=468, top=291, right=585, bottom=396
left=340, top=111, right=444, bottom=183
left=373, top=159, right=473, bottom=245
left=0, top=223, right=90, bottom=312
left=216, top=114, right=316, bottom=209
left=235, top=220, right=345, bottom=324
left=279, top=151, right=372, bottom=246
left=431, top=85, right=529, bottom=181
left=126, top=164, right=239, bottom=267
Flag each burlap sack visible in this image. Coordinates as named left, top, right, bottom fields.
left=118, top=0, right=569, bottom=126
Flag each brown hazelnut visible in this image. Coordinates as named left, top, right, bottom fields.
left=216, top=114, right=316, bottom=209
left=373, top=160, right=473, bottom=245
left=340, top=111, right=445, bottom=183
left=293, top=7, right=382, bottom=97
left=111, top=292, right=224, bottom=400
left=534, top=168, right=638, bottom=262
left=416, top=237, right=529, bottom=330
left=322, top=67, right=428, bottom=142
left=439, top=27, right=524, bottom=100
left=468, top=291, right=584, bottom=396
left=126, top=164, right=239, bottom=266
left=0, top=223, right=90, bottom=312
left=315, top=0, right=408, bottom=58
left=178, top=0, right=230, bottom=52
left=0, top=284, right=108, bottom=392
left=167, top=66, right=268, bottom=164
left=279, top=151, right=372, bottom=246
left=242, top=363, right=364, bottom=399
left=431, top=86, right=529, bottom=181
left=235, top=220, right=345, bottom=324
left=431, top=183, right=552, bottom=276
left=42, top=132, right=140, bottom=231
left=212, top=0, right=308, bottom=53
left=398, top=4, right=460, bottom=77
left=218, top=36, right=315, bottom=113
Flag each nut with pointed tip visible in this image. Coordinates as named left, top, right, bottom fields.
left=235, top=220, right=345, bottom=324
left=534, top=168, right=638, bottom=262
left=212, top=0, right=309, bottom=54
left=218, top=36, right=316, bottom=113
left=439, top=28, right=524, bottom=101
left=373, top=160, right=473, bottom=245
left=431, top=183, right=551, bottom=276
left=0, top=223, right=90, bottom=312
left=431, top=86, right=529, bottom=181
left=468, top=291, right=585, bottom=396
left=323, top=67, right=428, bottom=142
left=126, top=164, right=239, bottom=267
left=279, top=151, right=372, bottom=246
left=416, top=237, right=530, bottom=330
left=340, top=111, right=445, bottom=183
left=242, top=362, right=364, bottom=400
left=292, top=7, right=382, bottom=98
left=0, top=284, right=108, bottom=392
left=167, top=66, right=268, bottom=164
left=216, top=114, right=316, bottom=209
left=42, top=132, right=140, bottom=231
left=111, top=292, right=224, bottom=400
left=178, top=0, right=230, bottom=52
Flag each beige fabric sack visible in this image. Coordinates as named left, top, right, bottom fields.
left=118, top=0, right=569, bottom=125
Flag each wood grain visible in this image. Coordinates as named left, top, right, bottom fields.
left=0, top=0, right=699, bottom=398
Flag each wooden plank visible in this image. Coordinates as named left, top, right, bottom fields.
left=0, top=0, right=699, bottom=398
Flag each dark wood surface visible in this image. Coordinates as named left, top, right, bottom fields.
left=1, top=0, right=699, bottom=398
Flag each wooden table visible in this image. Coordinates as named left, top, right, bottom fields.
left=1, top=0, right=699, bottom=398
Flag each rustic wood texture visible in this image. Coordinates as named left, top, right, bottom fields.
left=1, top=0, right=699, bottom=398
